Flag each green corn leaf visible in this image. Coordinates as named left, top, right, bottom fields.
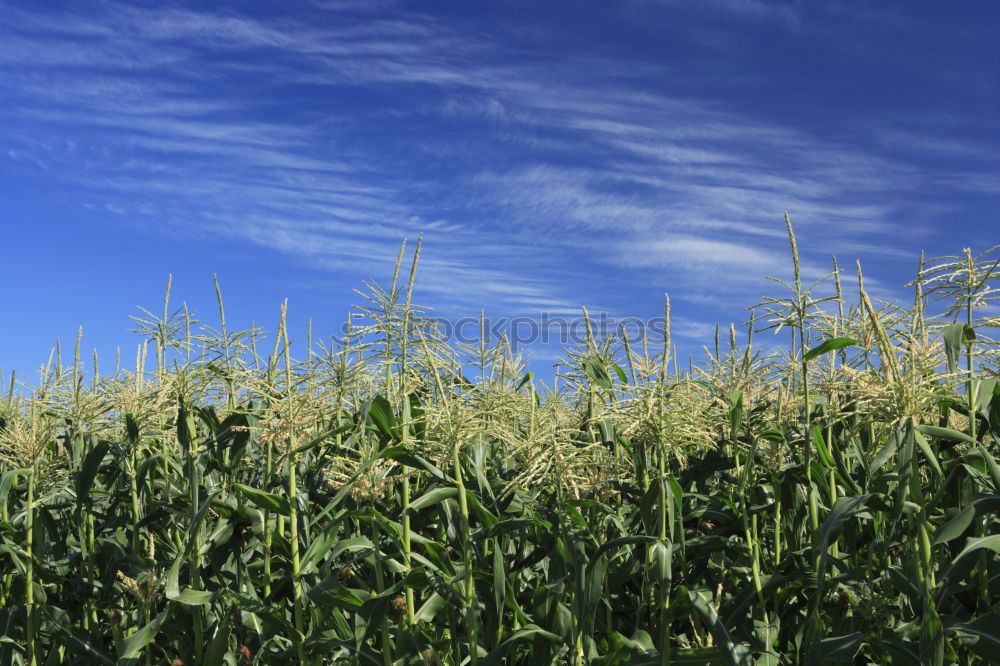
left=291, top=422, right=353, bottom=454
left=366, top=394, right=400, bottom=441
left=939, top=535, right=1000, bottom=587
left=943, top=322, right=974, bottom=374
left=819, top=632, right=865, bottom=662
left=223, top=590, right=300, bottom=639
left=117, top=610, right=167, bottom=662
left=812, top=425, right=835, bottom=469
left=753, top=616, right=780, bottom=666
left=414, top=591, right=447, bottom=623
left=480, top=625, right=561, bottom=666
left=728, top=390, right=744, bottom=438
left=407, top=487, right=458, bottom=512
left=0, top=468, right=31, bottom=507
left=819, top=495, right=871, bottom=552
left=515, top=371, right=533, bottom=392
left=978, top=446, right=1000, bottom=493
left=952, top=534, right=1000, bottom=563
left=61, top=629, right=115, bottom=665
left=934, top=504, right=977, bottom=546
left=165, top=556, right=217, bottom=606
left=307, top=575, right=366, bottom=613
left=804, top=337, right=856, bottom=362
left=870, top=430, right=900, bottom=474
left=381, top=445, right=449, bottom=481
left=947, top=614, right=1000, bottom=662
left=492, top=543, right=504, bottom=617
left=917, top=424, right=977, bottom=446
left=124, top=413, right=140, bottom=443
left=583, top=357, right=614, bottom=391
left=688, top=588, right=752, bottom=666
left=135, top=453, right=180, bottom=497
left=723, top=575, right=786, bottom=627
left=591, top=535, right=661, bottom=565
left=933, top=496, right=1000, bottom=545
left=233, top=482, right=291, bottom=516
left=76, top=441, right=109, bottom=505
left=299, top=527, right=340, bottom=575
left=328, top=535, right=377, bottom=561
left=912, top=428, right=943, bottom=478
left=920, top=591, right=945, bottom=666
left=893, top=423, right=915, bottom=528
left=203, top=608, right=233, bottom=666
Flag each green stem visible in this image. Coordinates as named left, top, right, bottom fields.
left=966, top=281, right=977, bottom=444
left=76, top=439, right=91, bottom=631
left=289, top=456, right=306, bottom=663
left=130, top=444, right=141, bottom=555
left=773, top=476, right=782, bottom=563
left=372, top=522, right=393, bottom=666
left=26, top=466, right=36, bottom=666
left=279, top=301, right=307, bottom=663
left=453, top=443, right=479, bottom=666
left=802, top=357, right=819, bottom=557
left=827, top=422, right=838, bottom=559
left=184, top=408, right=204, bottom=663
left=966, top=294, right=989, bottom=611
left=658, top=449, right=671, bottom=666
left=264, top=439, right=273, bottom=598
left=401, top=474, right=415, bottom=624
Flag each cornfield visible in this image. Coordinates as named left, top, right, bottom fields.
left=2, top=218, right=999, bottom=665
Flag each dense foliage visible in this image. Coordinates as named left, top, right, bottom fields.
left=1, top=222, right=999, bottom=665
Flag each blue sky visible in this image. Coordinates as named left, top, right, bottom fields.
left=2, top=0, right=998, bottom=379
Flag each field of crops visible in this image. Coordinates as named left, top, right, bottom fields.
left=1, top=221, right=999, bottom=665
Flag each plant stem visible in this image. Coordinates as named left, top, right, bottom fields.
left=26, top=465, right=36, bottom=666
left=280, top=302, right=307, bottom=664
left=453, top=440, right=479, bottom=666
left=183, top=405, right=204, bottom=663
